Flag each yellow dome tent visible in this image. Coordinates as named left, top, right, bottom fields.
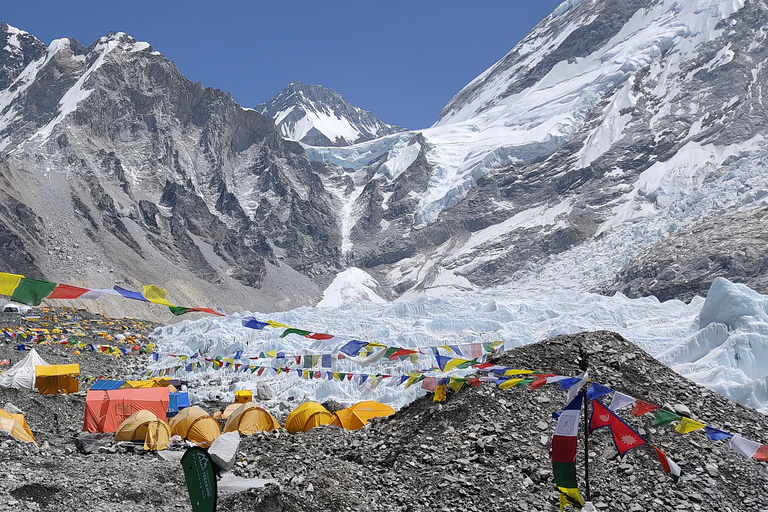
left=114, top=410, right=170, bottom=451
left=285, top=402, right=332, bottom=434
left=169, top=406, right=220, bottom=448
left=217, top=402, right=244, bottom=420
left=329, top=401, right=396, bottom=431
left=223, top=403, right=280, bottom=435
left=0, top=409, right=36, bottom=444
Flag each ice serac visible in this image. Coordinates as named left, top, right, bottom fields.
left=308, top=0, right=768, bottom=302
left=256, top=81, right=405, bottom=147
left=0, top=30, right=342, bottom=317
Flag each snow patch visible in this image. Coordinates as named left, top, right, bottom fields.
left=317, top=268, right=385, bottom=308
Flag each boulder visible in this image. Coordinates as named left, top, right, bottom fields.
left=73, top=433, right=98, bottom=455
left=209, top=431, right=240, bottom=472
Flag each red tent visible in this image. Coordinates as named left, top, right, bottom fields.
left=84, top=388, right=170, bottom=433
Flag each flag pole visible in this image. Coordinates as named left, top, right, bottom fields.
left=579, top=345, right=591, bottom=503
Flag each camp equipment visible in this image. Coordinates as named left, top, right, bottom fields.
left=84, top=387, right=170, bottom=433
left=35, top=364, right=79, bottom=395
left=223, top=403, right=280, bottom=435
left=0, top=348, right=48, bottom=390
left=330, top=401, right=395, bottom=430
left=285, top=402, right=332, bottom=434
left=234, top=390, right=252, bottom=403
left=115, top=410, right=170, bottom=451
left=169, top=406, right=220, bottom=448
left=0, top=408, right=36, bottom=444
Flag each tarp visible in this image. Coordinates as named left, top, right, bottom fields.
left=84, top=387, right=170, bottom=433
left=285, top=402, right=332, bottom=434
left=0, top=408, right=36, bottom=444
left=121, top=378, right=176, bottom=389
left=90, top=379, right=126, bottom=391
left=35, top=364, right=79, bottom=395
left=169, top=406, right=220, bottom=448
left=330, top=401, right=396, bottom=431
left=0, top=348, right=48, bottom=390
left=168, top=392, right=190, bottom=417
left=223, top=403, right=280, bottom=435
left=115, top=410, right=170, bottom=451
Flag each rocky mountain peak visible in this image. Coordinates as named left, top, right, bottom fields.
left=256, top=80, right=405, bottom=146
left=0, top=22, right=47, bottom=90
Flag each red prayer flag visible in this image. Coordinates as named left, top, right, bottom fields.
left=528, top=378, right=548, bottom=390
left=305, top=333, right=334, bottom=340
left=48, top=284, right=90, bottom=299
left=754, top=445, right=768, bottom=462
left=631, top=399, right=659, bottom=417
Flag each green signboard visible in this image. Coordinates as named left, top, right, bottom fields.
left=181, top=447, right=217, bottom=512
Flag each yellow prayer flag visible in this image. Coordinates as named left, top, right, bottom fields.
left=0, top=272, right=23, bottom=296
left=500, top=378, right=524, bottom=389
left=142, top=285, right=173, bottom=306
left=434, top=384, right=447, bottom=402
left=444, top=358, right=471, bottom=372
left=448, top=378, right=464, bottom=393
left=504, top=369, right=534, bottom=376
left=675, top=417, right=706, bottom=434
left=267, top=320, right=290, bottom=328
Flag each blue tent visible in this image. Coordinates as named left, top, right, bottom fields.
left=167, top=392, right=190, bottom=417
left=90, top=379, right=125, bottom=391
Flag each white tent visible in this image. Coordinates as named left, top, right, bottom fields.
left=0, top=348, right=49, bottom=390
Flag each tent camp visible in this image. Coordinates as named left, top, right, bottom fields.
left=223, top=403, right=280, bottom=435
left=35, top=364, right=79, bottom=395
left=115, top=410, right=170, bottom=451
left=169, top=406, right=220, bottom=447
left=0, top=408, right=36, bottom=444
left=330, top=401, right=396, bottom=431
left=285, top=402, right=332, bottom=434
left=120, top=378, right=177, bottom=392
left=84, top=387, right=169, bottom=433
left=0, top=348, right=48, bottom=390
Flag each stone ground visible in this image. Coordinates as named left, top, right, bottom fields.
left=1, top=321, right=767, bottom=511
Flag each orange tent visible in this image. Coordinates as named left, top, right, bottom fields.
left=0, top=409, right=36, bottom=444
left=115, top=410, right=170, bottom=451
left=35, top=364, right=79, bottom=395
left=330, top=401, right=395, bottom=430
left=216, top=403, right=244, bottom=420
left=285, top=402, right=332, bottom=434
left=169, top=406, right=220, bottom=448
left=223, top=403, right=280, bottom=435
left=84, top=387, right=169, bottom=433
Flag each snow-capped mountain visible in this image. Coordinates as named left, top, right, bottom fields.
left=307, top=0, right=768, bottom=302
left=256, top=81, right=405, bottom=146
left=0, top=25, right=342, bottom=318
left=2, top=0, right=768, bottom=317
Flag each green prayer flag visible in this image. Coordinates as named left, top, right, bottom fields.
left=280, top=328, right=312, bottom=338
left=652, top=409, right=683, bottom=427
left=10, top=278, right=57, bottom=306
left=169, top=306, right=190, bottom=316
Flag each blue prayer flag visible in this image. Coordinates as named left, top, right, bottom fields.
left=586, top=382, right=613, bottom=400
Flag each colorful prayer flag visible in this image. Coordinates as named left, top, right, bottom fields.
left=0, top=272, right=23, bottom=296
left=552, top=392, right=584, bottom=510
left=652, top=445, right=682, bottom=482
left=609, top=392, right=636, bottom=411
left=675, top=417, right=706, bottom=434
left=651, top=409, right=683, bottom=427
left=631, top=400, right=659, bottom=417
left=11, top=278, right=57, bottom=306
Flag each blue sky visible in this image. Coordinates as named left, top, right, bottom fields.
left=3, top=1, right=563, bottom=129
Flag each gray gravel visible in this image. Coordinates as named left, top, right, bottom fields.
left=1, top=330, right=767, bottom=511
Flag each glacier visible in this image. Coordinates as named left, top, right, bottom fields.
left=147, top=275, right=768, bottom=415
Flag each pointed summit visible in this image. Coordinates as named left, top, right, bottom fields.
left=0, top=22, right=47, bottom=90
left=256, top=80, right=405, bottom=146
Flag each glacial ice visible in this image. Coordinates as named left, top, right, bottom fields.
left=148, top=275, right=768, bottom=415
